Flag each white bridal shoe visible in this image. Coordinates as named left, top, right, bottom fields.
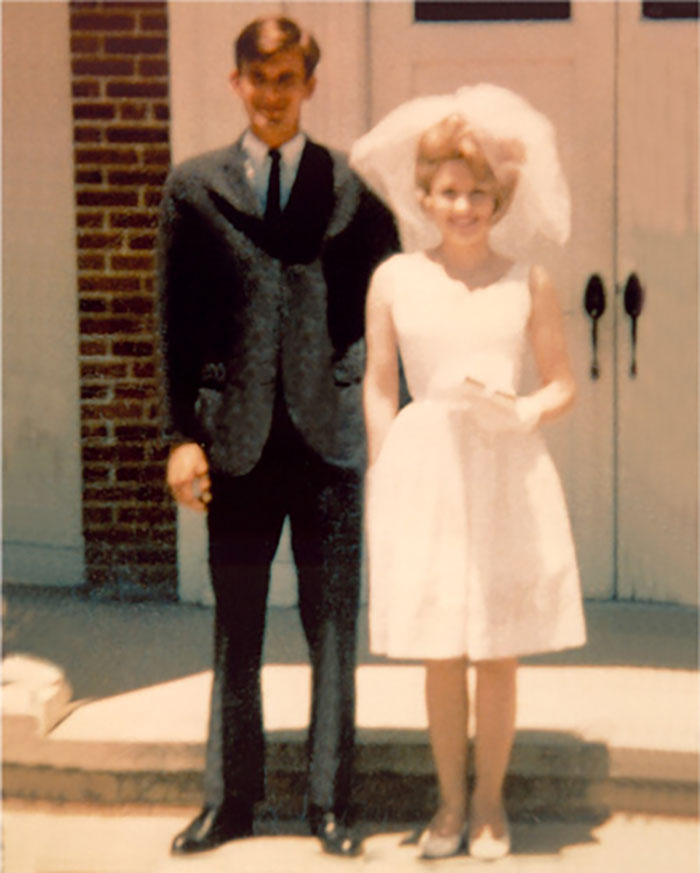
left=468, top=818, right=511, bottom=861
left=418, top=811, right=466, bottom=859
left=419, top=827, right=466, bottom=859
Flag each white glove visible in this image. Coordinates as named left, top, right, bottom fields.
left=470, top=392, right=542, bottom=434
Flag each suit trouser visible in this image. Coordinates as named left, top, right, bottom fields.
left=202, top=401, right=362, bottom=819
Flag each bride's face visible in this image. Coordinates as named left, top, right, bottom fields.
left=422, top=159, right=496, bottom=246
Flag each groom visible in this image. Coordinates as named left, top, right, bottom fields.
left=157, top=15, right=398, bottom=858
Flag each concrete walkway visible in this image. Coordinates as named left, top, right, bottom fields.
left=3, top=802, right=699, bottom=873
left=2, top=584, right=699, bottom=822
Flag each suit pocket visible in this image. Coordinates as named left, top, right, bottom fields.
left=332, top=340, right=365, bottom=387
left=199, top=361, right=227, bottom=389
left=194, top=386, right=224, bottom=444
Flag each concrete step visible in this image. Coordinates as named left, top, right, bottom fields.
left=2, top=590, right=698, bottom=820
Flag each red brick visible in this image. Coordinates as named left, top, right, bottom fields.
left=82, top=432, right=110, bottom=444
left=84, top=486, right=137, bottom=503
left=77, top=232, right=121, bottom=249
left=140, top=13, right=167, bottom=31
left=78, top=254, right=105, bottom=270
left=76, top=169, right=103, bottom=184
left=117, top=445, right=146, bottom=461
left=147, top=444, right=170, bottom=462
left=77, top=212, right=105, bottom=229
left=77, top=190, right=139, bottom=207
left=144, top=190, right=164, bottom=207
left=79, top=297, right=108, bottom=313
left=72, top=58, right=135, bottom=76
left=82, top=362, right=128, bottom=379
left=111, top=254, right=153, bottom=270
left=154, top=104, right=170, bottom=121
left=114, top=425, right=158, bottom=441
left=129, top=234, right=156, bottom=250
left=112, top=297, right=153, bottom=314
left=106, top=81, right=168, bottom=98
left=138, top=59, right=168, bottom=77
left=108, top=170, right=167, bottom=187
left=81, top=340, right=108, bottom=356
left=83, top=464, right=111, bottom=482
left=112, top=340, right=153, bottom=357
left=74, top=127, right=103, bottom=143
left=83, top=401, right=143, bottom=420
left=84, top=484, right=164, bottom=504
left=143, top=148, right=170, bottom=165
left=73, top=103, right=116, bottom=121
left=72, top=80, right=100, bottom=97
left=71, top=36, right=100, bottom=53
left=71, top=13, right=135, bottom=31
left=83, top=507, right=115, bottom=525
left=121, top=546, right=175, bottom=564
left=106, top=126, right=169, bottom=144
left=119, top=103, right=147, bottom=121
left=105, top=36, right=167, bottom=54
left=80, top=275, right=141, bottom=292
left=110, top=211, right=158, bottom=228
left=80, top=317, right=143, bottom=335
left=118, top=506, right=173, bottom=524
left=114, top=382, right=155, bottom=398
left=132, top=362, right=156, bottom=378
left=84, top=529, right=134, bottom=547
left=83, top=446, right=117, bottom=462
left=75, top=148, right=139, bottom=164
left=81, top=385, right=110, bottom=400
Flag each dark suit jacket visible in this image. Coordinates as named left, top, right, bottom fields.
left=156, top=136, right=399, bottom=476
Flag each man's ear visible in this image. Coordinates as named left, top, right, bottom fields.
left=304, top=75, right=317, bottom=100
left=229, top=69, right=242, bottom=96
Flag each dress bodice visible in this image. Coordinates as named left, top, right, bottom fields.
left=385, top=252, right=531, bottom=400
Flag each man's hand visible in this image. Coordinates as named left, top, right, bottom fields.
left=167, top=443, right=211, bottom=512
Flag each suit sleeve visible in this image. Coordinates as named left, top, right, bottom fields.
left=155, top=175, right=208, bottom=445
left=324, top=182, right=401, bottom=356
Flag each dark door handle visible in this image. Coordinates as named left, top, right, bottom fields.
left=623, top=273, right=644, bottom=377
left=583, top=274, right=606, bottom=379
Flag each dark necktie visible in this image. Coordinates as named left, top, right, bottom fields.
left=265, top=148, right=282, bottom=224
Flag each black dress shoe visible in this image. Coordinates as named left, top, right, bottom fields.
left=311, top=811, right=363, bottom=858
left=170, top=804, right=253, bottom=855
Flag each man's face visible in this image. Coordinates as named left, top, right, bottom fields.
left=231, top=48, right=316, bottom=148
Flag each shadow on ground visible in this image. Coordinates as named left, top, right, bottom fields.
left=2, top=583, right=697, bottom=704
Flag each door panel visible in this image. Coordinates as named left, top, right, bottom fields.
left=368, top=1, right=617, bottom=598
left=616, top=5, right=698, bottom=604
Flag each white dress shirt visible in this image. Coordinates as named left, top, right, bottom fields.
left=241, top=130, right=307, bottom=213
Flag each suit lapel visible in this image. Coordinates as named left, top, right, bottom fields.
left=279, top=140, right=335, bottom=263
left=205, top=137, right=335, bottom=264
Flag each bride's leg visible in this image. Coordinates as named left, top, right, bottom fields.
left=471, top=657, right=517, bottom=840
left=424, top=657, right=469, bottom=833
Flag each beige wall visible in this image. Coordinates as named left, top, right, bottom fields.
left=3, top=2, right=85, bottom=586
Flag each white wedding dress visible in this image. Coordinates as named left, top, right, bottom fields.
left=366, top=252, right=586, bottom=661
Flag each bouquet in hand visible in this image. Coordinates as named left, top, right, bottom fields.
left=461, top=376, right=541, bottom=433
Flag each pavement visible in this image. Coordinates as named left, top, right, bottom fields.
left=3, top=802, right=699, bottom=873
left=2, top=583, right=699, bottom=871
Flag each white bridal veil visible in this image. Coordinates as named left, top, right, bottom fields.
left=350, top=84, right=571, bottom=259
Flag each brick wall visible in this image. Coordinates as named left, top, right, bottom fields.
left=70, top=1, right=176, bottom=599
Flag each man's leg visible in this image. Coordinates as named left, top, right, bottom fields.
left=172, top=463, right=287, bottom=855
left=289, top=454, right=362, bottom=853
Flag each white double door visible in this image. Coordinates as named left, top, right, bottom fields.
left=368, top=1, right=697, bottom=604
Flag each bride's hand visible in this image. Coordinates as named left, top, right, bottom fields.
left=471, top=393, right=542, bottom=433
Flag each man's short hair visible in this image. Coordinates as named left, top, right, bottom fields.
left=235, top=16, right=321, bottom=80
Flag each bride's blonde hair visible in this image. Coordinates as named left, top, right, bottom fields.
left=415, top=114, right=524, bottom=221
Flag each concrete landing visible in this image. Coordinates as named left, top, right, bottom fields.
left=2, top=585, right=698, bottom=820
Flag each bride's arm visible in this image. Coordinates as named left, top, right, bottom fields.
left=524, top=264, right=577, bottom=424
left=363, top=263, right=399, bottom=466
